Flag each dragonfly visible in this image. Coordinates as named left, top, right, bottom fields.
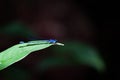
left=19, top=39, right=64, bottom=48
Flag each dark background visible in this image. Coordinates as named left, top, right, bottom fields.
left=0, top=0, right=118, bottom=80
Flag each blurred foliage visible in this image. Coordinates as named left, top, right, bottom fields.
left=2, top=67, right=31, bottom=80
left=0, top=21, right=36, bottom=39
left=37, top=41, right=105, bottom=73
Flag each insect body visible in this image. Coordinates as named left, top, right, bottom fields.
left=19, top=39, right=64, bottom=48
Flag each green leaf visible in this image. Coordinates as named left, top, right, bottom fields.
left=0, top=40, right=63, bottom=71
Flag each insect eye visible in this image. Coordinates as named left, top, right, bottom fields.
left=48, top=39, right=57, bottom=44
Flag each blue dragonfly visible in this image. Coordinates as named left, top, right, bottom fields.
left=19, top=39, right=64, bottom=48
